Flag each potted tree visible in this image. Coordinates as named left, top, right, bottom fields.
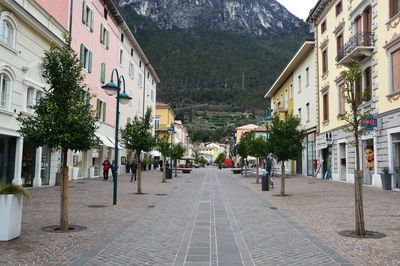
left=380, top=167, right=392, bottom=190
left=0, top=184, right=29, bottom=241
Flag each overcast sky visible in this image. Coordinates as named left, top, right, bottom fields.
left=276, top=0, right=317, bottom=21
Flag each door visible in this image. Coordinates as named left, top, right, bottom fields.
left=296, top=153, right=302, bottom=174
left=339, top=143, right=346, bottom=181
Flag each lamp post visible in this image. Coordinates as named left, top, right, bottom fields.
left=167, top=123, right=175, bottom=178
left=102, top=69, right=132, bottom=205
left=261, top=107, right=273, bottom=173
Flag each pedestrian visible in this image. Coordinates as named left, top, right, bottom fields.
left=111, top=160, right=117, bottom=181
left=102, top=157, right=110, bottom=181
left=130, top=159, right=137, bottom=182
left=218, top=161, right=222, bottom=170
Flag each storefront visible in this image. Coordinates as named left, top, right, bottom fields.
left=0, top=135, right=16, bottom=184
left=388, top=128, right=400, bottom=190
left=362, top=138, right=374, bottom=185
left=22, top=141, right=36, bottom=187
left=322, top=146, right=332, bottom=180
left=40, top=146, right=52, bottom=185
left=307, top=132, right=316, bottom=176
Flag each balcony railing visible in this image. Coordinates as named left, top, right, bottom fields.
left=336, top=32, right=374, bottom=66
left=277, top=101, right=288, bottom=113
left=155, top=124, right=173, bottom=131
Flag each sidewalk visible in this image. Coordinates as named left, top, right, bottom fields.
left=0, top=169, right=184, bottom=265
left=238, top=173, right=400, bottom=265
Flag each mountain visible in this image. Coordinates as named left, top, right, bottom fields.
left=116, top=0, right=311, bottom=141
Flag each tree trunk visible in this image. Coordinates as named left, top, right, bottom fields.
left=256, top=157, right=260, bottom=184
left=162, top=155, right=166, bottom=183
left=280, top=162, right=286, bottom=196
left=354, top=130, right=365, bottom=236
left=137, top=151, right=142, bottom=194
left=245, top=158, right=248, bottom=177
left=174, top=159, right=177, bottom=177
left=60, top=149, right=69, bottom=231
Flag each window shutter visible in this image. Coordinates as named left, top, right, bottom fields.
left=80, top=44, right=85, bottom=67
left=90, top=10, right=94, bottom=32
left=100, top=63, right=106, bottom=83
left=82, top=1, right=87, bottom=24
left=103, top=102, right=106, bottom=122
left=106, top=31, right=109, bottom=49
left=393, top=50, right=400, bottom=92
left=100, top=24, right=104, bottom=44
left=96, top=98, right=100, bottom=119
left=88, top=51, right=92, bottom=73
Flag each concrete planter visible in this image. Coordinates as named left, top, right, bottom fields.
left=72, top=167, right=79, bottom=180
left=0, top=195, right=23, bottom=241
left=380, top=174, right=392, bottom=190
left=89, top=167, right=95, bottom=179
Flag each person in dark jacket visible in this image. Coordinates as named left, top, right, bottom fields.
left=130, top=160, right=137, bottom=182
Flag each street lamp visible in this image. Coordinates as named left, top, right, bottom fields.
left=167, top=123, right=175, bottom=179
left=261, top=107, right=273, bottom=173
left=102, top=69, right=132, bottom=205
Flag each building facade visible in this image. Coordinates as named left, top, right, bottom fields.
left=307, top=0, right=400, bottom=189
left=155, top=102, right=175, bottom=142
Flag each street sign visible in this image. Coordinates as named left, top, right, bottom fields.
left=361, top=116, right=377, bottom=130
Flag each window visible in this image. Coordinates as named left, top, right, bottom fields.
left=100, top=24, right=109, bottom=49
left=0, top=20, right=11, bottom=47
left=26, top=87, right=42, bottom=110
left=336, top=1, right=343, bottom=16
left=147, top=72, right=150, bottom=79
left=390, top=0, right=400, bottom=19
left=96, top=99, right=106, bottom=122
left=306, top=67, right=310, bottom=86
left=321, top=20, right=327, bottom=33
left=306, top=103, right=310, bottom=121
left=121, top=33, right=124, bottom=43
left=337, top=33, right=344, bottom=53
left=322, top=49, right=328, bottom=74
left=298, top=75, right=302, bottom=92
left=80, top=44, right=92, bottom=72
left=100, top=63, right=106, bottom=83
left=139, top=60, right=142, bottom=68
left=151, top=90, right=154, bottom=102
left=129, top=62, right=134, bottom=79
left=155, top=116, right=160, bottom=130
left=82, top=1, right=94, bottom=32
left=298, top=108, right=302, bottom=121
left=119, top=49, right=123, bottom=66
left=138, top=74, right=142, bottom=88
left=104, top=7, right=108, bottom=20
left=0, top=73, right=9, bottom=110
left=323, top=92, right=329, bottom=121
left=339, top=84, right=345, bottom=114
left=131, top=48, right=134, bottom=57
left=290, top=84, right=293, bottom=99
left=364, top=67, right=372, bottom=101
left=392, top=49, right=400, bottom=93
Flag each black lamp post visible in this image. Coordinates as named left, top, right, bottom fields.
left=101, top=69, right=132, bottom=205
left=167, top=123, right=175, bottom=178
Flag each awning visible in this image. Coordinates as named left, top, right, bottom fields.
left=95, top=133, right=114, bottom=148
left=181, top=156, right=195, bottom=160
left=151, top=150, right=161, bottom=157
left=107, top=136, right=124, bottom=150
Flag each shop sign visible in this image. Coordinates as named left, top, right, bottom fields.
left=325, top=132, right=332, bottom=145
left=361, top=116, right=377, bottom=130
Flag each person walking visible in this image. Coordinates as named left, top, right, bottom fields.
left=102, top=157, right=110, bottom=181
left=130, top=160, right=137, bottom=182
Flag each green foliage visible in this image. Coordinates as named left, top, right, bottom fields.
left=17, top=36, right=99, bottom=152
left=248, top=133, right=269, bottom=159
left=215, top=153, right=226, bottom=163
left=0, top=184, right=30, bottom=202
left=171, top=144, right=185, bottom=161
left=195, top=156, right=206, bottom=164
left=235, top=133, right=251, bottom=160
left=266, top=113, right=305, bottom=163
left=156, top=135, right=171, bottom=157
left=120, top=107, right=157, bottom=154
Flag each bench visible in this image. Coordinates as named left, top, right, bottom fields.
left=231, top=169, right=242, bottom=174
left=178, top=168, right=192, bottom=174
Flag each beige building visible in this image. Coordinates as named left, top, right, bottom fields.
left=307, top=0, right=400, bottom=189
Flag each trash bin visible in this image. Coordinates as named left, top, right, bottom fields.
left=380, top=173, right=392, bottom=190
left=166, top=168, right=172, bottom=179
left=261, top=170, right=269, bottom=191
left=55, top=171, right=61, bottom=186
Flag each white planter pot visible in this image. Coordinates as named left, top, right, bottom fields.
left=72, top=167, right=79, bottom=180
left=89, top=167, right=95, bottom=179
left=0, top=194, right=23, bottom=241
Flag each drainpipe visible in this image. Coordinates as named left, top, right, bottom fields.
left=143, top=63, right=150, bottom=118
left=68, top=0, right=73, bottom=35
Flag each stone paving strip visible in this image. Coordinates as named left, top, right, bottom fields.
left=238, top=170, right=400, bottom=265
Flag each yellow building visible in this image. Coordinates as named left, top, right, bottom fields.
left=155, top=102, right=175, bottom=142
left=307, top=0, right=400, bottom=189
left=197, top=146, right=219, bottom=162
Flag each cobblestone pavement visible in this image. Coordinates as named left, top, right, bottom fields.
left=1, top=167, right=398, bottom=265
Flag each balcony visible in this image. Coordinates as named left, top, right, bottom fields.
left=277, top=101, right=288, bottom=113
left=155, top=124, right=172, bottom=132
left=336, top=32, right=374, bottom=67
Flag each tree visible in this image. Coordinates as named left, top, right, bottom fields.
left=17, top=37, right=99, bottom=231
left=156, top=135, right=171, bottom=183
left=215, top=152, right=226, bottom=164
left=248, top=133, right=269, bottom=184
left=235, top=134, right=251, bottom=177
left=338, top=64, right=372, bottom=236
left=266, top=113, right=305, bottom=196
left=171, top=144, right=185, bottom=177
left=120, top=107, right=157, bottom=194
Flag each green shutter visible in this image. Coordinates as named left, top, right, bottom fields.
left=96, top=98, right=100, bottom=119
left=90, top=10, right=94, bottom=32
left=106, top=31, right=109, bottom=49
left=100, top=63, right=105, bottom=83
left=100, top=24, right=104, bottom=44
left=82, top=1, right=87, bottom=24
left=80, top=44, right=85, bottom=67
left=88, top=51, right=92, bottom=73
left=103, top=102, right=106, bottom=122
